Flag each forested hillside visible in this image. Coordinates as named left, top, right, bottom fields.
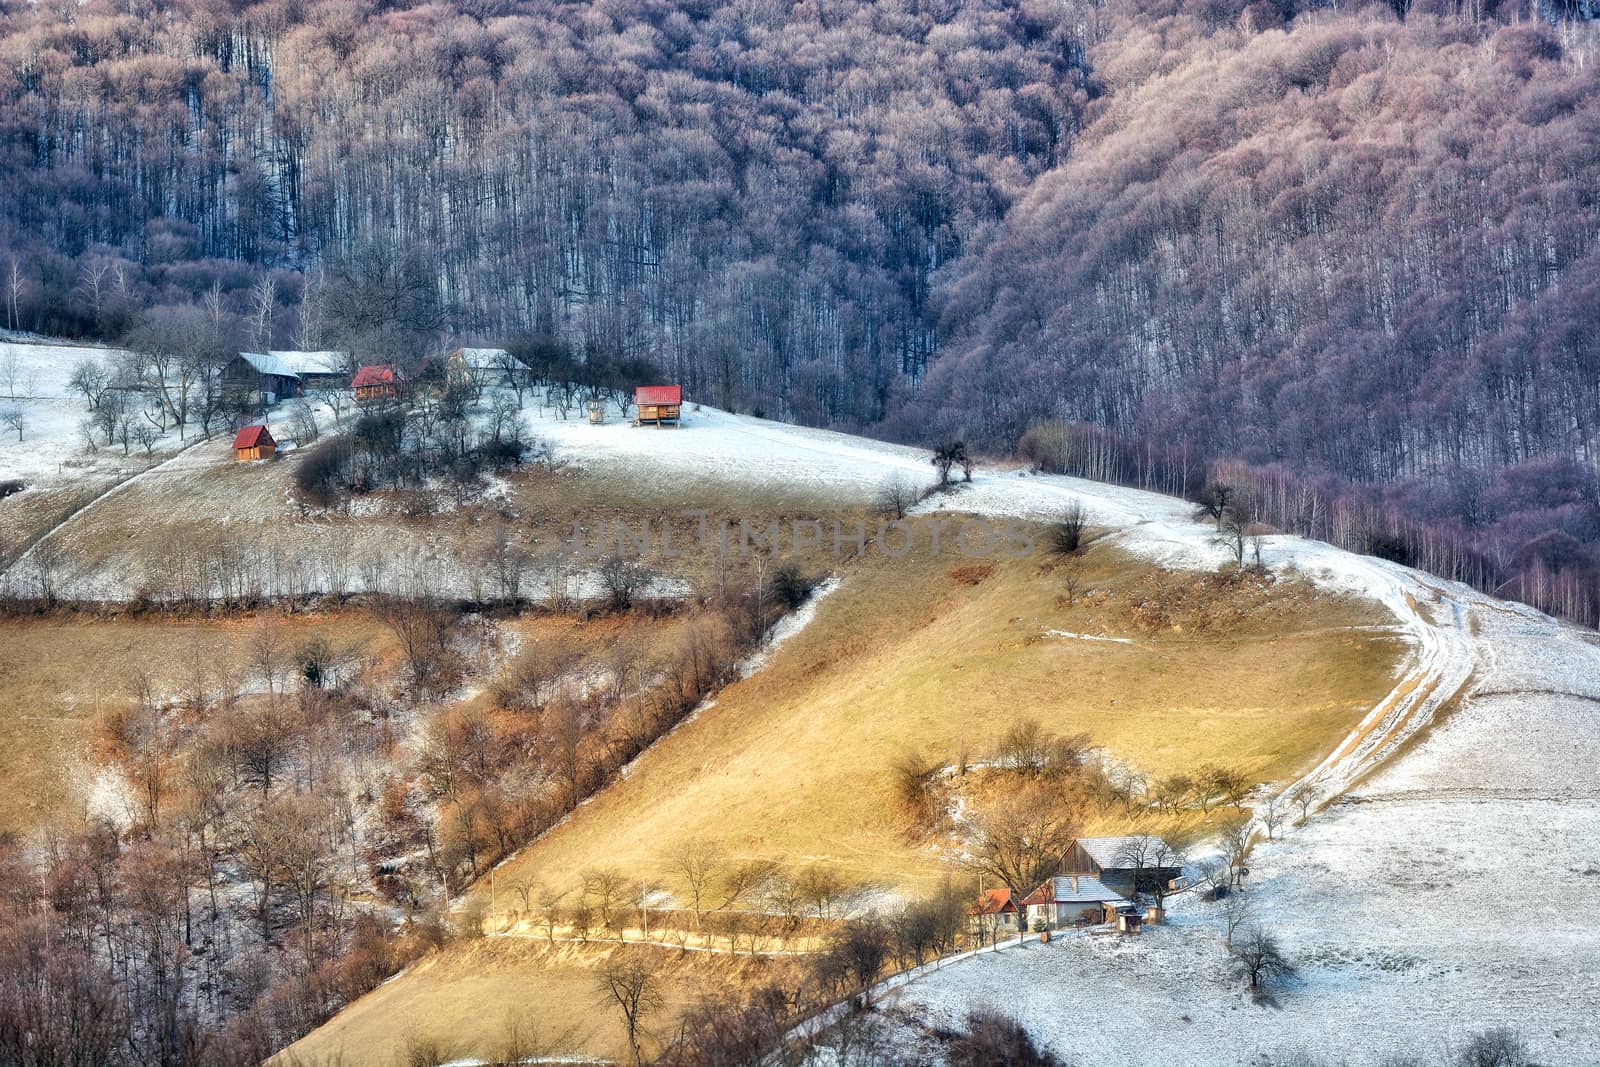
left=923, top=7, right=1600, bottom=620
left=2, top=0, right=1600, bottom=613
left=0, top=0, right=1088, bottom=421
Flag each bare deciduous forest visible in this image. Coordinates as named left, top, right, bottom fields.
left=2, top=0, right=1599, bottom=615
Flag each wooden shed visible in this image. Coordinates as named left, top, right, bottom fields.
left=633, top=384, right=682, bottom=426
left=352, top=364, right=401, bottom=401
left=222, top=353, right=302, bottom=406
left=233, top=424, right=276, bottom=462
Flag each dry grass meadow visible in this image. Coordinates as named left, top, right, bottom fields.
left=289, top=524, right=1405, bottom=1066
left=469, top=528, right=1404, bottom=899
left=279, top=937, right=805, bottom=1066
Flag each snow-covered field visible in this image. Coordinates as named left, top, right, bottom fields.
left=0, top=338, right=154, bottom=484
left=871, top=596, right=1600, bottom=1065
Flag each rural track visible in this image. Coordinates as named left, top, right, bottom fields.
left=1274, top=565, right=1478, bottom=814
left=2, top=432, right=215, bottom=584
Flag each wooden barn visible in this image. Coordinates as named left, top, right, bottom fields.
left=352, top=364, right=401, bottom=401
left=233, top=424, right=276, bottom=462
left=222, top=352, right=302, bottom=406
left=633, top=384, right=682, bottom=426
left=268, top=350, right=348, bottom=391
left=443, top=347, right=524, bottom=392
left=1064, top=835, right=1185, bottom=898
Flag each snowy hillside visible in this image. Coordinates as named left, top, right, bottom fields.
left=0, top=338, right=151, bottom=483
left=477, top=400, right=1600, bottom=1065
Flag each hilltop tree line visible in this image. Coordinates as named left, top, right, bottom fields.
left=0, top=0, right=1087, bottom=422
left=3, top=0, right=1600, bottom=622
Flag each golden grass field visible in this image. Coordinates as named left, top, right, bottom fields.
left=291, top=524, right=1406, bottom=1066
left=471, top=527, right=1404, bottom=896
left=280, top=937, right=805, bottom=1066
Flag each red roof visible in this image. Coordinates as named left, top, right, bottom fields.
left=634, top=384, right=681, bottom=406
left=970, top=888, right=1017, bottom=916
left=233, top=424, right=274, bottom=449
left=352, top=364, right=399, bottom=388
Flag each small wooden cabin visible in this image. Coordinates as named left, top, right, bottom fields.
left=633, top=384, right=682, bottom=426
left=352, top=364, right=401, bottom=401
left=233, top=424, right=276, bottom=462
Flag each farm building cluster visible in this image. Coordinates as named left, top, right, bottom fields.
left=971, top=836, right=1184, bottom=939
left=224, top=345, right=683, bottom=460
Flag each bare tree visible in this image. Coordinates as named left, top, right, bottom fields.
left=288, top=400, right=319, bottom=444
left=536, top=884, right=568, bottom=943
left=1454, top=1028, right=1536, bottom=1067
left=1290, top=789, right=1317, bottom=824
left=1218, top=821, right=1256, bottom=890
left=716, top=858, right=781, bottom=911
left=1230, top=925, right=1295, bottom=996
left=1216, top=509, right=1248, bottom=567
left=0, top=347, right=31, bottom=400
left=1, top=406, right=22, bottom=442
left=878, top=475, right=920, bottom=519
left=671, top=838, right=723, bottom=929
left=4, top=256, right=20, bottom=333
left=375, top=591, right=462, bottom=695
left=965, top=786, right=1079, bottom=946
left=131, top=421, right=160, bottom=455
left=68, top=359, right=112, bottom=412
left=294, top=268, right=325, bottom=351
left=1219, top=883, right=1253, bottom=950
left=251, top=618, right=287, bottom=706
left=249, top=275, right=277, bottom=351
left=931, top=440, right=969, bottom=489
left=583, top=867, right=630, bottom=939
left=597, top=956, right=663, bottom=1066
left=597, top=554, right=652, bottom=612
left=1260, top=795, right=1286, bottom=840
left=1050, top=501, right=1088, bottom=554
left=1113, top=834, right=1184, bottom=909
left=1194, top=482, right=1237, bottom=530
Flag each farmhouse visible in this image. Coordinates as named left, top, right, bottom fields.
left=1020, top=875, right=1132, bottom=929
left=222, top=352, right=301, bottom=405
left=1065, top=835, right=1185, bottom=897
left=232, top=424, right=275, bottom=462
left=352, top=364, right=401, bottom=401
left=969, top=888, right=1021, bottom=935
left=634, top=384, right=682, bottom=426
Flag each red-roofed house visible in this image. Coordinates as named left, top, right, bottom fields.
left=633, top=384, right=682, bottom=427
left=352, top=364, right=401, bottom=401
left=233, top=424, right=276, bottom=462
left=969, top=888, right=1021, bottom=939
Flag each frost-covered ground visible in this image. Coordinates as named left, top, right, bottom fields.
left=0, top=338, right=159, bottom=484
left=869, top=597, right=1600, bottom=1065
